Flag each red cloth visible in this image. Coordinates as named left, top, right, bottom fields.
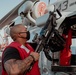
left=60, top=29, right=72, bottom=66
left=2, top=42, right=40, bottom=75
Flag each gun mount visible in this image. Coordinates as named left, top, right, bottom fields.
left=32, top=10, right=65, bottom=61
left=32, top=9, right=76, bottom=74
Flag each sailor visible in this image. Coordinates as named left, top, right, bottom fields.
left=2, top=24, right=40, bottom=75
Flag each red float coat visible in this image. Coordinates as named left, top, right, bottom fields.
left=2, top=42, right=40, bottom=75
left=60, top=29, right=72, bottom=66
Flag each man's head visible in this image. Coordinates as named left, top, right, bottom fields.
left=10, top=24, right=30, bottom=41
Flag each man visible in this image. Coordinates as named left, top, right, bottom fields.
left=2, top=24, right=40, bottom=75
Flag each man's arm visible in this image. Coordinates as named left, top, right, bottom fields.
left=3, top=47, right=39, bottom=75
left=4, top=55, right=34, bottom=75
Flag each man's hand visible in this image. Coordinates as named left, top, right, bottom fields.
left=30, top=52, right=40, bottom=61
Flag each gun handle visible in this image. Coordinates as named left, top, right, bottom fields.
left=56, top=9, right=62, bottom=17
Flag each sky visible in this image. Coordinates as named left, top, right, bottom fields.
left=0, top=0, right=56, bottom=44
left=0, top=0, right=56, bottom=19
left=0, top=0, right=22, bottom=19
left=0, top=0, right=76, bottom=49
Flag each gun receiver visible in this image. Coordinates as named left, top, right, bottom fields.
left=33, top=11, right=65, bottom=61
left=35, top=12, right=56, bottom=52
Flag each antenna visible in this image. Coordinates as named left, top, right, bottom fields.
left=48, top=0, right=50, bottom=4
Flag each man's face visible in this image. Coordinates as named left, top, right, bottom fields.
left=18, top=26, right=30, bottom=40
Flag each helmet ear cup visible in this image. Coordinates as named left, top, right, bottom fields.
left=32, top=1, right=47, bottom=19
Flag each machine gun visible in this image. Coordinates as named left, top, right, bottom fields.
left=32, top=10, right=66, bottom=61
left=25, top=10, right=66, bottom=74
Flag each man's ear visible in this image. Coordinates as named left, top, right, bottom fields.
left=18, top=33, right=21, bottom=37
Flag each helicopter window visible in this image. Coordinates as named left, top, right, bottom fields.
left=71, top=38, right=76, bottom=65
left=71, top=38, right=76, bottom=54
